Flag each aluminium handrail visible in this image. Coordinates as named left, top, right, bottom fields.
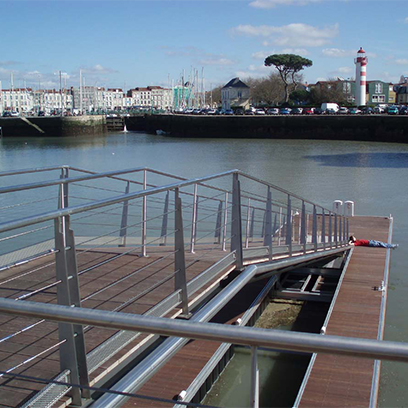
left=0, top=166, right=337, bottom=215
left=0, top=165, right=68, bottom=178
left=0, top=170, right=343, bottom=237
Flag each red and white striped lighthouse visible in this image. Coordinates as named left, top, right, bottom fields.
left=354, top=47, right=368, bottom=106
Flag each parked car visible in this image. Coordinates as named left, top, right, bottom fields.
left=267, top=108, right=279, bottom=115
left=2, top=111, right=12, bottom=117
left=224, top=109, right=234, bottom=115
left=374, top=106, right=385, bottom=114
left=10, top=111, right=20, bottom=117
left=361, top=107, right=374, bottom=114
left=207, top=109, right=217, bottom=115
left=38, top=111, right=46, bottom=116
left=302, top=107, right=314, bottom=115
left=279, top=108, right=291, bottom=115
left=348, top=108, right=362, bottom=114
left=255, top=108, right=265, bottom=115
left=291, top=107, right=303, bottom=115
left=387, top=106, right=399, bottom=115
left=399, top=106, right=408, bottom=115
left=235, top=108, right=244, bottom=115
left=192, top=109, right=201, bottom=115
left=326, top=108, right=337, bottom=114
left=244, top=109, right=255, bottom=115
left=313, top=108, right=325, bottom=115
left=337, top=107, right=349, bottom=115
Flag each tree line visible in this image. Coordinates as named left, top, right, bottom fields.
left=209, top=54, right=353, bottom=107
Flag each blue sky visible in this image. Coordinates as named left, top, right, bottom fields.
left=1, top=0, right=407, bottom=91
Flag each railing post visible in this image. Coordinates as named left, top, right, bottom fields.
left=231, top=173, right=243, bottom=269
left=190, top=183, right=198, bottom=253
left=160, top=191, right=170, bottom=246
left=263, top=187, right=272, bottom=259
left=334, top=213, right=338, bottom=247
left=329, top=211, right=333, bottom=249
left=312, top=205, right=317, bottom=251
left=343, top=216, right=347, bottom=243
left=54, top=216, right=89, bottom=404
left=347, top=218, right=349, bottom=242
left=141, top=170, right=147, bottom=257
left=322, top=207, right=326, bottom=250
left=339, top=215, right=342, bottom=246
left=245, top=198, right=251, bottom=249
left=273, top=213, right=277, bottom=244
left=222, top=192, right=228, bottom=251
left=250, top=346, right=260, bottom=408
left=58, top=167, right=69, bottom=210
left=249, top=208, right=255, bottom=241
left=215, top=199, right=223, bottom=245
left=301, top=201, right=306, bottom=253
left=174, top=188, right=189, bottom=317
left=286, top=195, right=292, bottom=256
left=278, top=207, right=282, bottom=246
left=119, top=181, right=130, bottom=247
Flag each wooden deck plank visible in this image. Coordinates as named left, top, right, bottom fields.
left=299, top=216, right=391, bottom=407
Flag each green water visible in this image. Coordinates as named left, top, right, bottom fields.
left=1, top=132, right=407, bottom=406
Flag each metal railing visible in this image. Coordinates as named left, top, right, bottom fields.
left=0, top=166, right=351, bottom=407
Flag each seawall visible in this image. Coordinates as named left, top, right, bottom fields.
left=127, top=114, right=408, bottom=143
left=0, top=115, right=107, bottom=137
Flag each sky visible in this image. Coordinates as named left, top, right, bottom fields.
left=1, top=0, right=408, bottom=92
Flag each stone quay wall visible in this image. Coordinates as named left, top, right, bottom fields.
left=0, top=115, right=107, bottom=137
left=126, top=114, right=408, bottom=143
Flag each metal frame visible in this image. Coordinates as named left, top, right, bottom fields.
left=0, top=166, right=354, bottom=407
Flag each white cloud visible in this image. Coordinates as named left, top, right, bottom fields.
left=199, top=57, right=235, bottom=66
left=337, top=66, right=352, bottom=74
left=232, top=23, right=339, bottom=47
left=249, top=0, right=321, bottom=9
left=405, top=17, right=408, bottom=23
left=81, top=65, right=117, bottom=75
left=322, top=48, right=355, bottom=58
left=252, top=50, right=276, bottom=60
left=395, top=59, right=408, bottom=65
left=322, top=48, right=377, bottom=58
left=236, top=64, right=270, bottom=78
left=281, top=48, right=309, bottom=55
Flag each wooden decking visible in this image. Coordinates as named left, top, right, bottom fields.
left=0, top=245, right=235, bottom=407
left=299, top=216, right=392, bottom=407
left=0, top=215, right=393, bottom=408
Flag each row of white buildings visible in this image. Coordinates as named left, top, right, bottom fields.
left=0, top=85, right=174, bottom=114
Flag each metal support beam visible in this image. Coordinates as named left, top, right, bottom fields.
left=334, top=214, right=338, bottom=247
left=286, top=195, right=292, bottom=256
left=250, top=346, right=260, bottom=408
left=54, top=218, right=83, bottom=406
left=245, top=198, right=251, bottom=249
left=263, top=187, right=272, bottom=259
left=222, top=192, right=228, bottom=251
left=312, top=205, right=317, bottom=251
left=329, top=212, right=333, bottom=249
left=141, top=170, right=147, bottom=257
left=174, top=188, right=189, bottom=316
left=215, top=200, right=223, bottom=244
left=160, top=191, right=169, bottom=246
left=231, top=173, right=243, bottom=269
left=119, top=181, right=130, bottom=247
left=190, top=184, right=198, bottom=253
left=301, top=201, right=306, bottom=253
left=321, top=208, right=326, bottom=250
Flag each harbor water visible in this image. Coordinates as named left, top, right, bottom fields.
left=1, top=132, right=407, bottom=406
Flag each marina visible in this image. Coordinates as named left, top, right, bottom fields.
left=0, top=163, right=401, bottom=407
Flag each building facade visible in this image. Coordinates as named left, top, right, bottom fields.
left=366, top=81, right=395, bottom=105
left=1, top=88, right=34, bottom=113
left=221, top=78, right=250, bottom=110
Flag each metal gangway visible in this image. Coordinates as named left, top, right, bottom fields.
left=0, top=166, right=404, bottom=408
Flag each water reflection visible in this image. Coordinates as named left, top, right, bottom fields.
left=304, top=153, right=408, bottom=168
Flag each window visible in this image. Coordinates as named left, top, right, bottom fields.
left=375, top=83, right=383, bottom=94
